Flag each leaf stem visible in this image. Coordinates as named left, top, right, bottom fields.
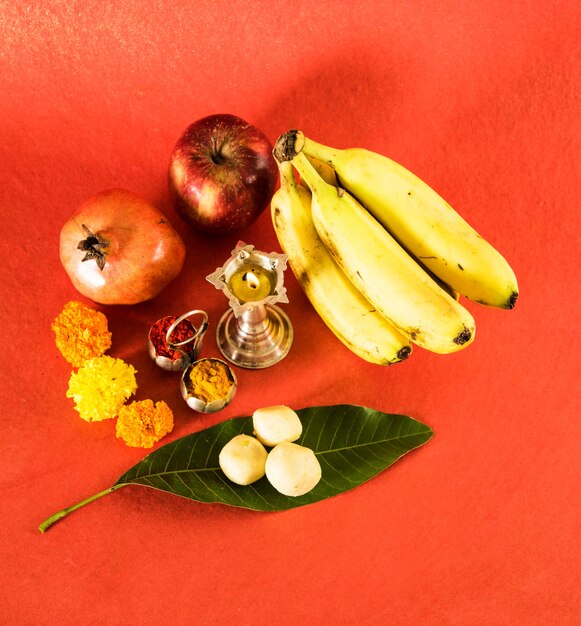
left=38, top=485, right=124, bottom=533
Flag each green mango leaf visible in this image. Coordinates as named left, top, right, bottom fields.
left=39, top=405, right=432, bottom=532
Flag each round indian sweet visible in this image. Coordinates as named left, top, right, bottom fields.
left=252, top=405, right=302, bottom=447
left=265, top=442, right=322, bottom=497
left=219, top=434, right=268, bottom=485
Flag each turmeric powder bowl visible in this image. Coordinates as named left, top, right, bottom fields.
left=180, top=358, right=237, bottom=413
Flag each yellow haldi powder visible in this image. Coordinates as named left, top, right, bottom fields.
left=188, top=359, right=234, bottom=403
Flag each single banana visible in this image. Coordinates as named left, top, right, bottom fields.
left=277, top=130, right=518, bottom=309
left=271, top=160, right=412, bottom=365
left=305, top=153, right=460, bottom=303
left=280, top=149, right=475, bottom=354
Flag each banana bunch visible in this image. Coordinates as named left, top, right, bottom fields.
left=271, top=130, right=518, bottom=363
left=271, top=160, right=412, bottom=365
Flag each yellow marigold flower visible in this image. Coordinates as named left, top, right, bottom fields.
left=52, top=301, right=112, bottom=368
left=67, top=356, right=137, bottom=422
left=116, top=400, right=174, bottom=448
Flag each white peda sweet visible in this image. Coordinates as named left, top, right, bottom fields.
left=219, top=434, right=267, bottom=485
left=252, top=405, right=303, bottom=447
left=265, top=441, right=322, bottom=497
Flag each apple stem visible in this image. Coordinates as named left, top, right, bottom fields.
left=210, top=136, right=227, bottom=165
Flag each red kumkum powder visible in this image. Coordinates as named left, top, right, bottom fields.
left=150, top=316, right=195, bottom=360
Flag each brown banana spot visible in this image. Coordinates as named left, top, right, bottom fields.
left=298, top=270, right=310, bottom=286
left=506, top=291, right=518, bottom=309
left=453, top=326, right=472, bottom=345
left=397, top=346, right=412, bottom=361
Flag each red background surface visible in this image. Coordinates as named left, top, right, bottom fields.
left=1, top=2, right=579, bottom=624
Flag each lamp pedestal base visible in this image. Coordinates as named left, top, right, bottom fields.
left=215, top=303, right=293, bottom=369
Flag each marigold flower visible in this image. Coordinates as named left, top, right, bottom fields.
left=67, top=356, right=137, bottom=422
left=52, top=301, right=112, bottom=368
left=116, top=400, right=174, bottom=448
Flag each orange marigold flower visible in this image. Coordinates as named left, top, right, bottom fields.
left=52, top=301, right=112, bottom=368
left=116, top=400, right=174, bottom=448
left=67, top=355, right=137, bottom=422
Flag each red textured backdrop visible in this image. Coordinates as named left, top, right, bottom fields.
left=1, top=1, right=579, bottom=624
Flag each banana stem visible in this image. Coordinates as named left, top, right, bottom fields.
left=301, top=137, right=341, bottom=167
left=273, top=130, right=341, bottom=167
left=291, top=152, right=327, bottom=193
left=273, top=130, right=304, bottom=162
left=38, top=485, right=124, bottom=533
left=278, top=160, right=298, bottom=191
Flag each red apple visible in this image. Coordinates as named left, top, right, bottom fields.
left=168, top=114, right=278, bottom=234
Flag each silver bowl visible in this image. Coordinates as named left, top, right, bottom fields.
left=180, top=358, right=237, bottom=413
left=148, top=310, right=208, bottom=372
